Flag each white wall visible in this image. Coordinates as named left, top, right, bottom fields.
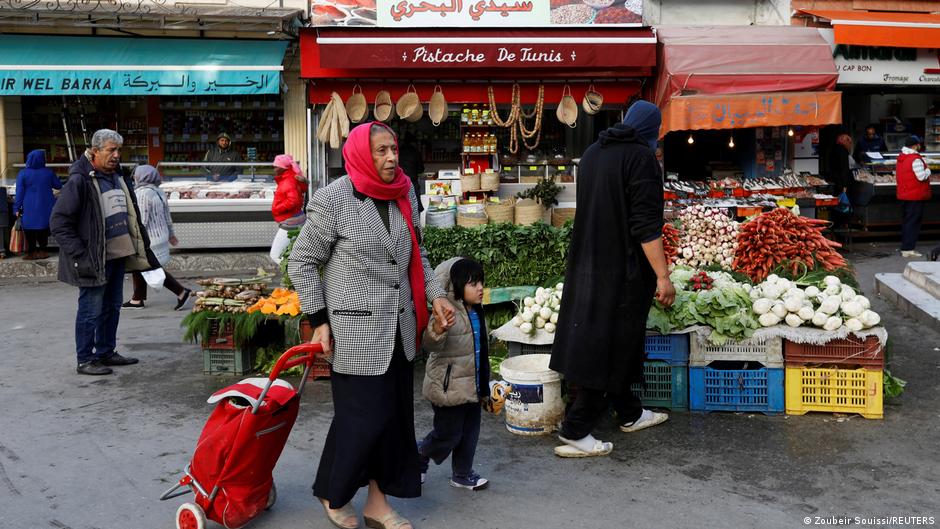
left=644, top=0, right=791, bottom=25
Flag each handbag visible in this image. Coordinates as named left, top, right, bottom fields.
left=9, top=218, right=25, bottom=254
left=141, top=267, right=166, bottom=288
left=835, top=191, right=852, bottom=214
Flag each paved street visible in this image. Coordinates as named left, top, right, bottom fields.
left=1, top=244, right=938, bottom=529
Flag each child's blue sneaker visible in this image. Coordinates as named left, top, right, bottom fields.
left=450, top=471, right=488, bottom=491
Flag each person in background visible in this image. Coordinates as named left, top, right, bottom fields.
left=203, top=133, right=242, bottom=182
left=854, top=125, right=887, bottom=163
left=122, top=165, right=193, bottom=310
left=269, top=154, right=307, bottom=263
left=13, top=149, right=61, bottom=260
left=550, top=100, right=675, bottom=458
left=896, top=135, right=932, bottom=258
left=418, top=257, right=490, bottom=491
left=397, top=132, right=425, bottom=213
left=0, top=185, right=10, bottom=258
left=51, top=129, right=155, bottom=376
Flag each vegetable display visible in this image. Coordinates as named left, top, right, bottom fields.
left=646, top=267, right=759, bottom=345
left=247, top=288, right=302, bottom=317
left=662, top=222, right=680, bottom=265
left=751, top=274, right=881, bottom=331
left=675, top=205, right=739, bottom=270
left=191, top=275, right=270, bottom=314
left=733, top=208, right=846, bottom=282
left=510, top=284, right=563, bottom=336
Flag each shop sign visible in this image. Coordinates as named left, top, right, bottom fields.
left=0, top=71, right=280, bottom=96
left=820, top=28, right=940, bottom=86
left=310, top=0, right=642, bottom=27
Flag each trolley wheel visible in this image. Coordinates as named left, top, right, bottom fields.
left=176, top=502, right=206, bottom=529
left=266, top=483, right=277, bottom=510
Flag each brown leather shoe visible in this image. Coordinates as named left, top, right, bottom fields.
left=22, top=252, right=38, bottom=261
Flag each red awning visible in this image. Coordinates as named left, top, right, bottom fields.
left=300, top=27, right=656, bottom=80
left=800, top=9, right=940, bottom=49
left=654, top=26, right=840, bottom=134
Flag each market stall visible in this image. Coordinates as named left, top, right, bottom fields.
left=300, top=26, right=658, bottom=224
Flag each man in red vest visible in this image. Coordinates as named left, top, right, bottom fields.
left=896, top=135, right=932, bottom=258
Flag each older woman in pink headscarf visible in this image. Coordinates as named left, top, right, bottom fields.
left=269, top=154, right=308, bottom=262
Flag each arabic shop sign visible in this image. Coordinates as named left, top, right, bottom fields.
left=820, top=28, right=940, bottom=86
left=379, top=0, right=548, bottom=26
left=310, top=0, right=643, bottom=26
left=0, top=70, right=280, bottom=96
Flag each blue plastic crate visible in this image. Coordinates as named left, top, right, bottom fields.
left=645, top=334, right=690, bottom=365
left=689, top=366, right=784, bottom=414
left=631, top=361, right=688, bottom=410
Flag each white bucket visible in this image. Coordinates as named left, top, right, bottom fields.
left=498, top=354, right=564, bottom=436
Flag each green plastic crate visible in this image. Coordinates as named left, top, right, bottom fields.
left=630, top=361, right=688, bottom=410
left=203, top=347, right=253, bottom=376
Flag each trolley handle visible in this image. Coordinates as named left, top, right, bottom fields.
left=253, top=343, right=324, bottom=415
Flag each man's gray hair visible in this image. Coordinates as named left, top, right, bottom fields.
left=91, top=129, right=124, bottom=149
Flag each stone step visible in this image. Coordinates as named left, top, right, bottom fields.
left=902, top=261, right=940, bottom=300
left=875, top=272, right=940, bottom=335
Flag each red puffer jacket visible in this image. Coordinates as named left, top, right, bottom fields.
left=272, top=168, right=306, bottom=223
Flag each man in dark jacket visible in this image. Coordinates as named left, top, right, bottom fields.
left=203, top=132, right=242, bottom=182
left=550, top=101, right=676, bottom=458
left=50, top=129, right=155, bottom=375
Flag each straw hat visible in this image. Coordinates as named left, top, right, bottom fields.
left=556, top=85, right=578, bottom=128
left=374, top=90, right=393, bottom=122
left=429, top=85, right=448, bottom=126
left=396, top=85, right=423, bottom=122
left=346, top=85, right=368, bottom=123
left=582, top=85, right=604, bottom=115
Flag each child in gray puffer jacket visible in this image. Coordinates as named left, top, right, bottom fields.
left=418, top=257, right=490, bottom=491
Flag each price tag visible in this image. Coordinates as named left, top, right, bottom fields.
left=465, top=169, right=475, bottom=175
left=558, top=166, right=566, bottom=170
left=467, top=197, right=478, bottom=203
left=529, top=166, right=538, bottom=171
left=490, top=197, right=500, bottom=203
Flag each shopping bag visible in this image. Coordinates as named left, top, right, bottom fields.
left=9, top=218, right=25, bottom=254
left=835, top=191, right=852, bottom=214
left=141, top=267, right=166, bottom=288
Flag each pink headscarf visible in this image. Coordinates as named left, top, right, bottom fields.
left=273, top=154, right=306, bottom=182
left=343, top=122, right=428, bottom=352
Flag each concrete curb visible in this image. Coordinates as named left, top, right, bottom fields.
left=0, top=252, right=278, bottom=284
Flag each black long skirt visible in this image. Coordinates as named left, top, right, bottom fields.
left=313, top=338, right=421, bottom=508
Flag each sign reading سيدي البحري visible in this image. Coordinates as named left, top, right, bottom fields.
left=820, top=28, right=940, bottom=86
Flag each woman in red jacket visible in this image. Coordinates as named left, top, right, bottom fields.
left=270, top=154, right=308, bottom=262
left=896, top=135, right=932, bottom=258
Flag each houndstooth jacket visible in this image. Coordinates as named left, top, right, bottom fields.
left=287, top=176, right=446, bottom=376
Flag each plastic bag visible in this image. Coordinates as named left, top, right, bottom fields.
left=835, top=191, right=852, bottom=214
left=141, top=267, right=166, bottom=288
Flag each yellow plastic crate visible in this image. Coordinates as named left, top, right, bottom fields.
left=785, top=366, right=883, bottom=419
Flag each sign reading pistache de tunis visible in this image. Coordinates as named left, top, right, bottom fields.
left=309, top=0, right=644, bottom=27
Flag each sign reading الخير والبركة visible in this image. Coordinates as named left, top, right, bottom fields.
left=820, top=28, right=940, bottom=86
left=0, top=71, right=280, bottom=96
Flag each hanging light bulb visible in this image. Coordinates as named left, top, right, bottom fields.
left=788, top=128, right=795, bottom=137
left=728, top=134, right=735, bottom=149
left=687, top=134, right=694, bottom=145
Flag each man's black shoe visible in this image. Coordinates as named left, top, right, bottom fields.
left=101, top=352, right=139, bottom=366
left=77, top=360, right=113, bottom=376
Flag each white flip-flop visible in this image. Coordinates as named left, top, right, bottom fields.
left=553, top=440, right=613, bottom=458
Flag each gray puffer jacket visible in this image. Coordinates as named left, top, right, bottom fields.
left=422, top=257, right=490, bottom=407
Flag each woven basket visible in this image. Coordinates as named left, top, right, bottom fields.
left=461, top=173, right=481, bottom=192
left=514, top=198, right=543, bottom=226
left=485, top=200, right=514, bottom=224
left=552, top=207, right=576, bottom=227
left=457, top=213, right=488, bottom=227
left=481, top=171, right=500, bottom=192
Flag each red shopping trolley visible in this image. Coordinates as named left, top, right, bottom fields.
left=160, top=343, right=323, bottom=529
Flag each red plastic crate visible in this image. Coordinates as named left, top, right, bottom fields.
left=300, top=320, right=331, bottom=379
left=202, top=319, right=236, bottom=350
left=784, top=336, right=884, bottom=369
